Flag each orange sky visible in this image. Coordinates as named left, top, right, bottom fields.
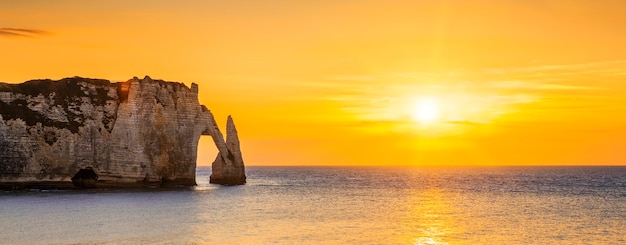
left=2, top=0, right=626, bottom=166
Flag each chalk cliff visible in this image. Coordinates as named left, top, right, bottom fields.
left=0, top=76, right=246, bottom=189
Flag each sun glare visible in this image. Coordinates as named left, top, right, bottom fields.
left=413, top=98, right=439, bottom=123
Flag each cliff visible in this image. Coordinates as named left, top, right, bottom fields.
left=0, top=76, right=246, bottom=189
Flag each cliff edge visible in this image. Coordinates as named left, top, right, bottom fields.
left=0, top=76, right=246, bottom=189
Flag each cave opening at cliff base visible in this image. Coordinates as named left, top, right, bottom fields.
left=71, top=167, right=98, bottom=188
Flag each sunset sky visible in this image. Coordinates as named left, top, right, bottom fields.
left=2, top=0, right=626, bottom=166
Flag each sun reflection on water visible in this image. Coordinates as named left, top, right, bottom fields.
left=408, top=188, right=458, bottom=245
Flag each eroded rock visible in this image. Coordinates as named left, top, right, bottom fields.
left=210, top=115, right=246, bottom=185
left=0, top=76, right=246, bottom=189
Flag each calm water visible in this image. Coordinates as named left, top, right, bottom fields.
left=1, top=166, right=625, bottom=244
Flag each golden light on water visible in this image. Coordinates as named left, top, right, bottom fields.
left=408, top=188, right=457, bottom=245
left=1, top=1, right=625, bottom=244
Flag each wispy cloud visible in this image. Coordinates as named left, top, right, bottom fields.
left=446, top=120, right=482, bottom=126
left=0, top=28, right=51, bottom=38
left=488, top=81, right=602, bottom=91
left=484, top=59, right=626, bottom=74
left=328, top=75, right=376, bottom=82
left=305, top=59, right=625, bottom=129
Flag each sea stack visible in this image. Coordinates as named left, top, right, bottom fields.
left=0, top=76, right=246, bottom=189
left=209, top=115, right=246, bottom=185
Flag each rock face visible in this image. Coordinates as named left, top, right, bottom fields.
left=210, top=115, right=246, bottom=185
left=0, top=76, right=246, bottom=189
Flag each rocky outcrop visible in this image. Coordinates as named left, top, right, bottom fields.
left=210, top=115, right=246, bottom=185
left=0, top=76, right=246, bottom=189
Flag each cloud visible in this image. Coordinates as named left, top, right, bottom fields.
left=328, top=75, right=375, bottom=82
left=488, top=81, right=602, bottom=91
left=484, top=59, right=626, bottom=75
left=446, top=120, right=482, bottom=126
left=0, top=28, right=51, bottom=38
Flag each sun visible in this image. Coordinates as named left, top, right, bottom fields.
left=413, top=98, right=440, bottom=123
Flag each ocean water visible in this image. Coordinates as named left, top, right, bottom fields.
left=1, top=166, right=625, bottom=244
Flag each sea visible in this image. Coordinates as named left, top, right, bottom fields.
left=1, top=166, right=625, bottom=244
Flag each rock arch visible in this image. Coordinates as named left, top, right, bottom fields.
left=0, top=76, right=246, bottom=189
